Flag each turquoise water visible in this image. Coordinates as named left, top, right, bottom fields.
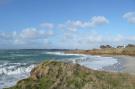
left=0, top=49, right=118, bottom=89
left=0, top=49, right=82, bottom=89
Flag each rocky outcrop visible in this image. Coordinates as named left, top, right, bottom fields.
left=6, top=61, right=135, bottom=89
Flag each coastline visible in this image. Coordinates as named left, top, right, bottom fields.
left=2, top=50, right=135, bottom=89
left=108, top=55, right=135, bottom=75
left=65, top=49, right=135, bottom=75
left=81, top=54, right=135, bottom=75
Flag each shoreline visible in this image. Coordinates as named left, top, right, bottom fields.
left=2, top=51, right=135, bottom=89
left=87, top=54, right=135, bottom=75
left=65, top=51, right=135, bottom=75
left=109, top=55, right=135, bottom=75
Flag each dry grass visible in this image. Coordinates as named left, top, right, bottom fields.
left=65, top=47, right=135, bottom=56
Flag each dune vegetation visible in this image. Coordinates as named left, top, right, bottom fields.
left=6, top=61, right=135, bottom=89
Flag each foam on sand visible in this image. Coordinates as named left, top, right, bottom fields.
left=68, top=55, right=118, bottom=70
left=46, top=52, right=118, bottom=70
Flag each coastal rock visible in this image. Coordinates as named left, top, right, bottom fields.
left=6, top=61, right=135, bottom=89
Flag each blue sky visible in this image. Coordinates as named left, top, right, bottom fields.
left=0, top=0, right=135, bottom=49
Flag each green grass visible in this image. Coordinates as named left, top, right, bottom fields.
left=5, top=61, right=135, bottom=89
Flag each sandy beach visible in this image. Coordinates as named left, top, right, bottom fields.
left=102, top=55, right=135, bottom=75
left=114, top=55, right=135, bottom=75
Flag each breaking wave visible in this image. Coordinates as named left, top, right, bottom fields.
left=66, top=55, right=118, bottom=70
left=0, top=63, right=36, bottom=89
left=0, top=63, right=35, bottom=75
left=45, top=52, right=85, bottom=56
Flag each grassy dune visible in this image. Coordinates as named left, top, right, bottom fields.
left=6, top=61, right=135, bottom=89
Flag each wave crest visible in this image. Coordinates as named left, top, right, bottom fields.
left=0, top=63, right=35, bottom=75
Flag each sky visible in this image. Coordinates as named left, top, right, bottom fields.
left=0, top=0, right=135, bottom=49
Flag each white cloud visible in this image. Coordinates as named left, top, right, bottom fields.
left=59, top=16, right=109, bottom=31
left=0, top=21, right=55, bottom=48
left=13, top=27, right=53, bottom=45
left=1, top=29, right=135, bottom=49
left=90, top=16, right=109, bottom=27
left=40, top=23, right=54, bottom=30
left=58, top=30, right=135, bottom=49
left=123, top=12, right=135, bottom=24
left=0, top=29, right=53, bottom=47
left=20, top=28, right=39, bottom=39
left=1, top=18, right=135, bottom=49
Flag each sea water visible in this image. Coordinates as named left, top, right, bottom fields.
left=0, top=49, right=118, bottom=89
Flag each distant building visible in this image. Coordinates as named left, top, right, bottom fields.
left=126, top=44, right=135, bottom=48
left=100, top=45, right=113, bottom=49
left=124, top=45, right=126, bottom=48
left=117, top=45, right=124, bottom=48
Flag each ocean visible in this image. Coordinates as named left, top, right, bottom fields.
left=0, top=49, right=118, bottom=89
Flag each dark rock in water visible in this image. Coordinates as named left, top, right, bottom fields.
left=5, top=61, right=135, bottom=89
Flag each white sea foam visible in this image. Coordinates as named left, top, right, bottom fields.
left=69, top=55, right=118, bottom=70
left=10, top=54, right=37, bottom=57
left=0, top=74, right=28, bottom=89
left=45, top=52, right=85, bottom=56
left=0, top=63, right=35, bottom=75
left=0, top=62, right=36, bottom=89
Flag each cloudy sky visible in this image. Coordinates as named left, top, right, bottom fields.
left=0, top=0, right=135, bottom=49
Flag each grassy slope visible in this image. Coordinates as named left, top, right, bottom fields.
left=65, top=47, right=135, bottom=56
left=6, top=61, right=135, bottom=89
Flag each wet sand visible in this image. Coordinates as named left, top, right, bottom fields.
left=103, top=55, right=135, bottom=75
